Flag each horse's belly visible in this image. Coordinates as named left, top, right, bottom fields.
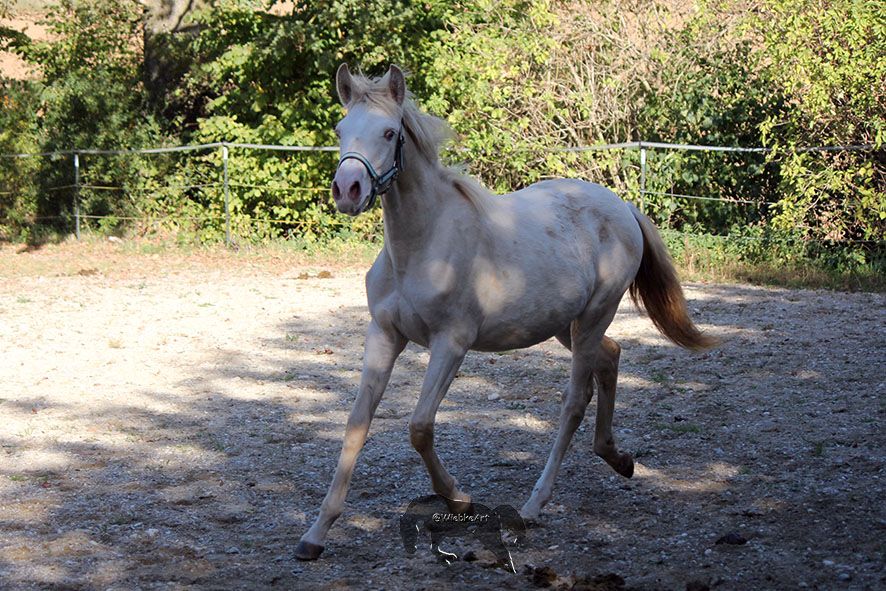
left=471, top=327, right=562, bottom=352
left=387, top=258, right=591, bottom=352
left=471, top=297, right=585, bottom=352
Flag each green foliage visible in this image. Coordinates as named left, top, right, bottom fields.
left=145, top=0, right=452, bottom=240
left=0, top=79, right=41, bottom=238
left=757, top=0, right=885, bottom=242
left=1, top=0, right=166, bottom=235
left=634, top=8, right=784, bottom=232
left=0, top=0, right=881, bottom=286
left=421, top=0, right=561, bottom=191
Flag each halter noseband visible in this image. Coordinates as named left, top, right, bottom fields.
left=337, top=127, right=406, bottom=213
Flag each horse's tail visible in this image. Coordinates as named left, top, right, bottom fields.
left=628, top=205, right=718, bottom=351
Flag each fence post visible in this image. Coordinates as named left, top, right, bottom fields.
left=222, top=143, right=231, bottom=247
left=639, top=141, right=646, bottom=214
left=73, top=152, right=81, bottom=240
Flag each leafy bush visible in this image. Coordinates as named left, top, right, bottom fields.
left=146, top=0, right=453, bottom=240
left=1, top=0, right=166, bottom=236
left=757, top=0, right=885, bottom=242
left=0, top=0, right=881, bottom=287
left=0, top=79, right=41, bottom=239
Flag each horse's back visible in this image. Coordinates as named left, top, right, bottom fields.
left=507, top=178, right=639, bottom=235
left=493, top=178, right=643, bottom=283
left=457, top=178, right=644, bottom=350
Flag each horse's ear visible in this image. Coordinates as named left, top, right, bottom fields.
left=387, top=64, right=406, bottom=106
left=336, top=63, right=353, bottom=106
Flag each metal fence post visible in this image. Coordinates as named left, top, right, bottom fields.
left=222, top=143, right=231, bottom=247
left=73, top=152, right=81, bottom=240
left=639, top=142, right=647, bottom=214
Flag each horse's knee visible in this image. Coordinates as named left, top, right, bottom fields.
left=409, top=420, right=434, bottom=453
left=566, top=398, right=588, bottom=420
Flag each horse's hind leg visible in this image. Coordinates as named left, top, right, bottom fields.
left=555, top=332, right=634, bottom=478
left=430, top=532, right=458, bottom=564
left=479, top=533, right=517, bottom=573
left=593, top=337, right=634, bottom=478
left=521, top=304, right=616, bottom=520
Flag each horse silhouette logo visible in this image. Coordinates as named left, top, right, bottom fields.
left=399, top=494, right=527, bottom=572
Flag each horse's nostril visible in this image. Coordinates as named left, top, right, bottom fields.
left=332, top=181, right=341, bottom=201
left=348, top=181, right=361, bottom=202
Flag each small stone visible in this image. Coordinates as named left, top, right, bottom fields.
left=822, top=559, right=835, bottom=567
left=524, top=565, right=557, bottom=587
left=145, top=528, right=159, bottom=537
left=704, top=549, right=712, bottom=556
left=715, top=532, right=747, bottom=545
left=759, top=420, right=779, bottom=432
left=462, top=550, right=477, bottom=562
left=225, top=546, right=241, bottom=554
left=487, top=393, right=500, bottom=401
left=837, top=572, right=851, bottom=582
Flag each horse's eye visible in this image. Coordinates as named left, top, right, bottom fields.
left=384, top=129, right=396, bottom=141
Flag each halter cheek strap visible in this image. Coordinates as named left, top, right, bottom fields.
left=337, top=129, right=406, bottom=213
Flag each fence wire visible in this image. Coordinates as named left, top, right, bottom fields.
left=0, top=140, right=880, bottom=247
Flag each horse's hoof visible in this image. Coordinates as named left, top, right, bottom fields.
left=444, top=494, right=472, bottom=514
left=294, top=540, right=324, bottom=561
left=519, top=513, right=543, bottom=528
left=616, top=454, right=635, bottom=479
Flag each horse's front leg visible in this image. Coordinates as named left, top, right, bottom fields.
left=295, top=319, right=406, bottom=560
left=409, top=335, right=471, bottom=511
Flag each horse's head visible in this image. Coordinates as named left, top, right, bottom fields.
left=331, top=63, right=407, bottom=216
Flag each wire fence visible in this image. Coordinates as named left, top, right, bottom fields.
left=0, top=140, right=879, bottom=247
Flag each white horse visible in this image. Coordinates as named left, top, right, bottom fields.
left=295, top=65, right=714, bottom=561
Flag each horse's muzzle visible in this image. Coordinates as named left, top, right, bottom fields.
left=331, top=164, right=370, bottom=215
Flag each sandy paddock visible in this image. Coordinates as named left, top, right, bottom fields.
left=0, top=243, right=883, bottom=590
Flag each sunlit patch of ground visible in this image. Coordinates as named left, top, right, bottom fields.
left=0, top=241, right=883, bottom=589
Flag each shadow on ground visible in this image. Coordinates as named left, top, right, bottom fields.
left=0, top=281, right=882, bottom=590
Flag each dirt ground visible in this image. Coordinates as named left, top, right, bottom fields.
left=0, top=241, right=883, bottom=591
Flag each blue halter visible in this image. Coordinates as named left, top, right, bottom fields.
left=337, top=128, right=406, bottom=213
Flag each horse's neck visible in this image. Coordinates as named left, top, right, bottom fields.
left=380, top=153, right=456, bottom=269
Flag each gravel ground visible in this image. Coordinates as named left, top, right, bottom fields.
left=0, top=243, right=883, bottom=590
